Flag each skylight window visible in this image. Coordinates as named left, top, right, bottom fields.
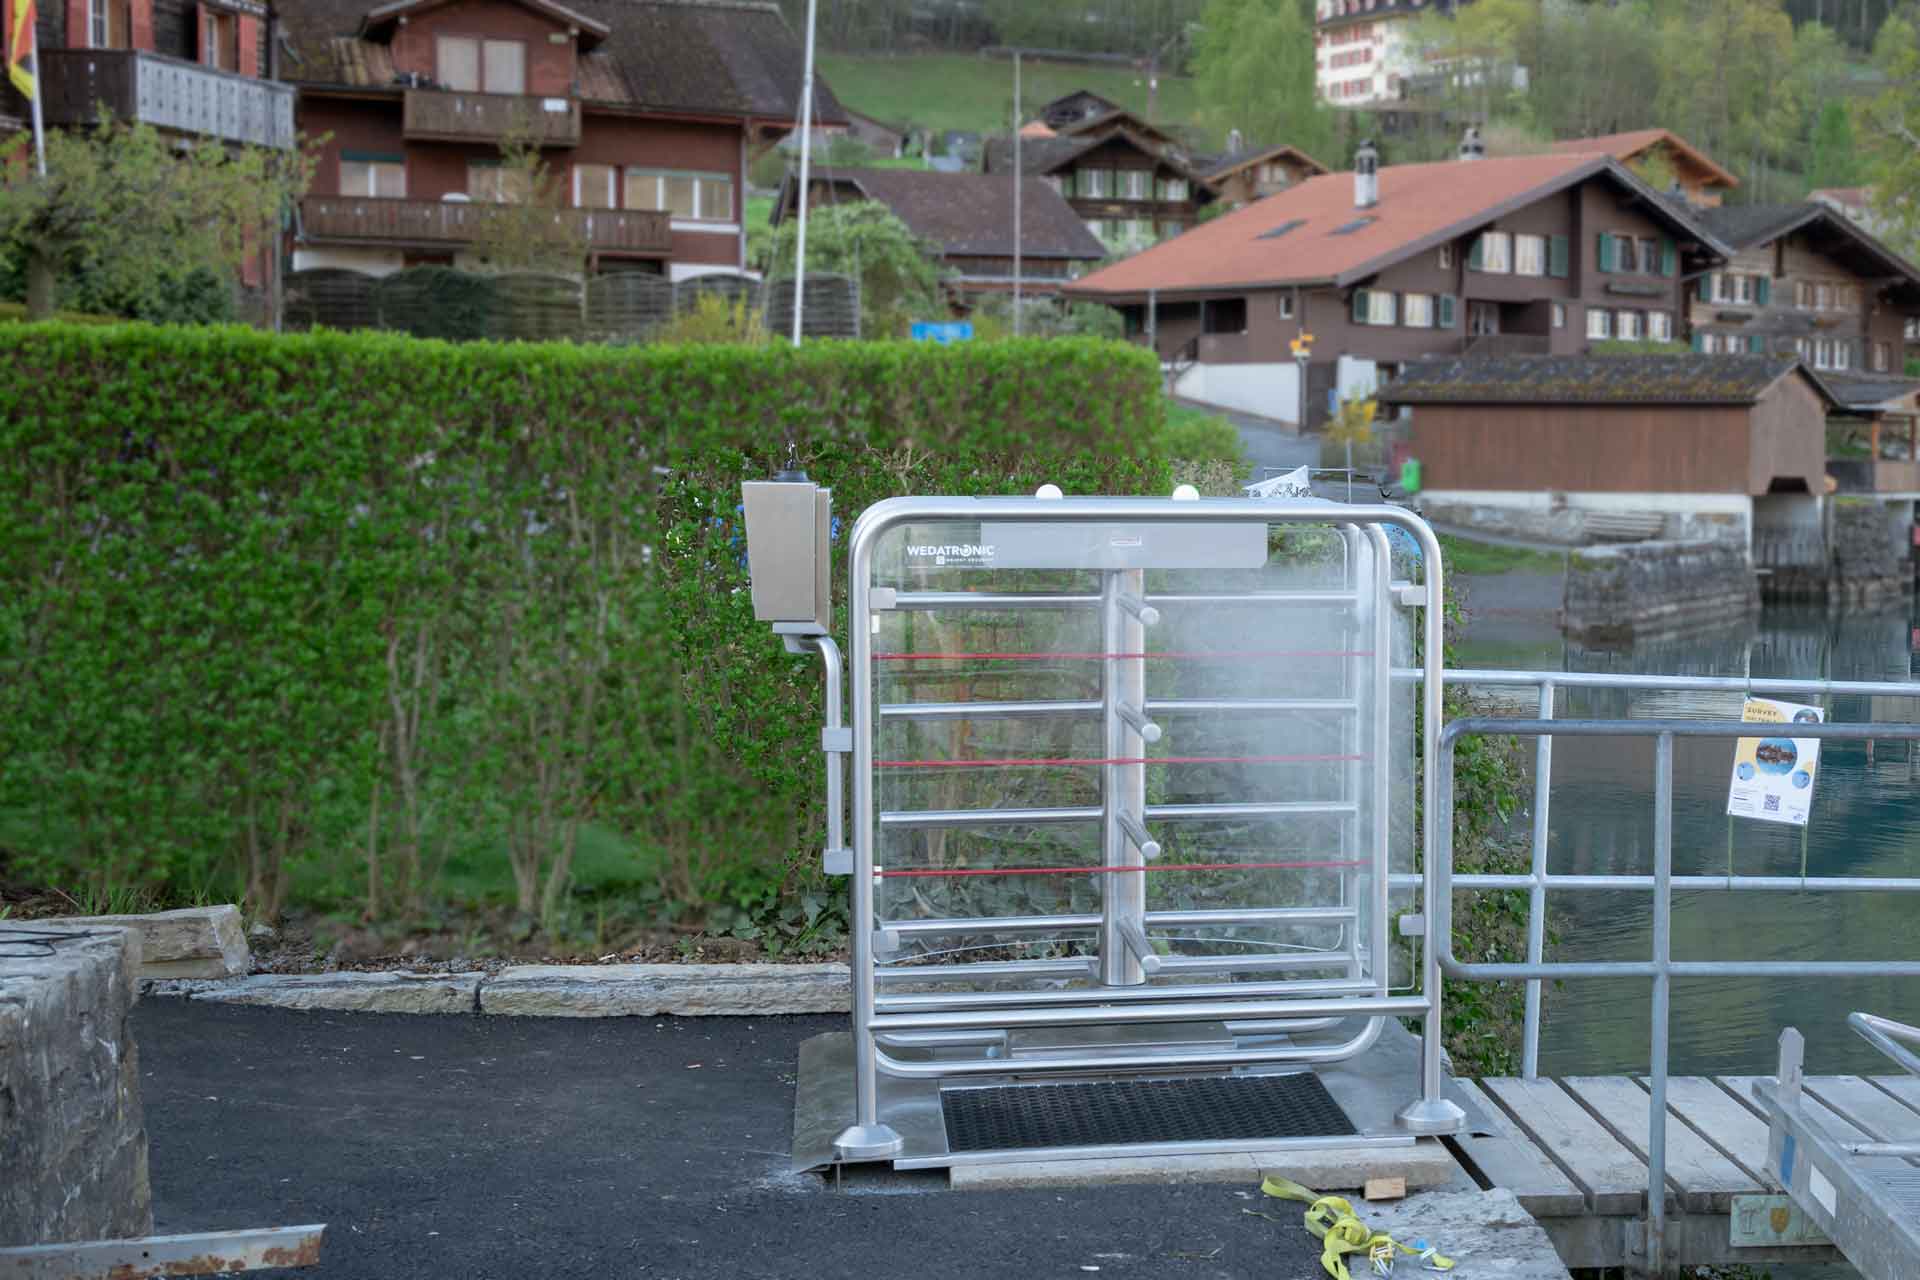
left=1331, top=216, right=1378, bottom=235
left=1258, top=219, right=1307, bottom=240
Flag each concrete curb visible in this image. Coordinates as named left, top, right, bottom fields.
left=142, top=963, right=850, bottom=1017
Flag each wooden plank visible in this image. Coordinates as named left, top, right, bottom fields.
left=1718, top=1074, right=1918, bottom=1178
left=1641, top=1075, right=1773, bottom=1180
left=1804, top=1075, right=1920, bottom=1153
left=1481, top=1077, right=1648, bottom=1216
left=1445, top=1080, right=1586, bottom=1219
left=1563, top=1076, right=1759, bottom=1212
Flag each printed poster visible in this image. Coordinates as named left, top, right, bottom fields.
left=1726, top=697, right=1823, bottom=827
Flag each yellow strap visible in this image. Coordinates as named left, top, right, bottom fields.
left=1260, top=1176, right=1456, bottom=1278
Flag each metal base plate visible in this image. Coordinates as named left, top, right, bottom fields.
left=791, top=1018, right=1490, bottom=1172
left=942, top=1073, right=1356, bottom=1154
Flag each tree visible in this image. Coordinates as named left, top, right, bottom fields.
left=466, top=124, right=590, bottom=274
left=1862, top=5, right=1920, bottom=254
left=761, top=199, right=948, bottom=336
left=1403, top=0, right=1536, bottom=125
left=1520, top=1, right=1663, bottom=140
left=1192, top=0, right=1335, bottom=165
left=0, top=115, right=310, bottom=320
left=1654, top=0, right=1797, bottom=201
left=1810, top=99, right=1861, bottom=189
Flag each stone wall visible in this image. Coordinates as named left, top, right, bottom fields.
left=1829, top=500, right=1914, bottom=607
left=1420, top=491, right=1750, bottom=547
left=0, top=926, right=152, bottom=1245
left=1563, top=540, right=1759, bottom=642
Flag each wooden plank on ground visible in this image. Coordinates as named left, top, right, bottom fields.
left=1481, top=1077, right=1648, bottom=1216
left=1641, top=1075, right=1773, bottom=1180
left=1446, top=1080, right=1586, bottom=1219
left=1563, top=1076, right=1759, bottom=1213
left=1804, top=1075, right=1920, bottom=1153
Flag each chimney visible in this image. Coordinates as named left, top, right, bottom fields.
left=1458, top=126, right=1484, bottom=162
left=1354, top=139, right=1379, bottom=210
left=1226, top=127, right=1244, bottom=156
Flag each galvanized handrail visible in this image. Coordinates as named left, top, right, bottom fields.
left=1404, top=667, right=1920, bottom=1078
left=1434, top=716, right=1920, bottom=1276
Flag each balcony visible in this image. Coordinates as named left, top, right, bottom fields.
left=403, top=89, right=581, bottom=147
left=1462, top=333, right=1552, bottom=358
left=40, top=48, right=295, bottom=148
left=1828, top=457, right=1920, bottom=494
left=299, top=196, right=672, bottom=256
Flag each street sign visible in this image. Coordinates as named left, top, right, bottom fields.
left=911, top=321, right=973, bottom=344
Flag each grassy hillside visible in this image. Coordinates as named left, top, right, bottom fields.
left=819, top=52, right=1212, bottom=147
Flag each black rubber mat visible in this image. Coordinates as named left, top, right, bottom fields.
left=941, top=1072, right=1356, bottom=1153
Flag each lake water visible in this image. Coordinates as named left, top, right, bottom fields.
left=1451, top=574, right=1920, bottom=1079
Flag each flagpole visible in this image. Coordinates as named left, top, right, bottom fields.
left=22, top=1, right=44, bottom=175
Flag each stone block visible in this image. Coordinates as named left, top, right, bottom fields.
left=187, top=971, right=481, bottom=1014
left=40, top=905, right=250, bottom=979
left=479, top=963, right=850, bottom=1017
left=0, top=925, right=152, bottom=1245
left=1355, top=1188, right=1571, bottom=1279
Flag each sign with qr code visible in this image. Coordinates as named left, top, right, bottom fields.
left=1727, top=697, right=1822, bottom=827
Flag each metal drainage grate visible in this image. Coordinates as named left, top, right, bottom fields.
left=941, top=1073, right=1356, bottom=1154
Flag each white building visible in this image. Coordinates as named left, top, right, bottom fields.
left=1314, top=3, right=1422, bottom=108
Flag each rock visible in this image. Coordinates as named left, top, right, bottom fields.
left=187, top=971, right=481, bottom=1014
left=1356, top=1189, right=1571, bottom=1279
left=480, top=962, right=850, bottom=1017
left=0, top=924, right=152, bottom=1244
left=248, top=921, right=278, bottom=941
left=39, top=905, right=250, bottom=979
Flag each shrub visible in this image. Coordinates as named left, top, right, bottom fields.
left=0, top=325, right=1167, bottom=936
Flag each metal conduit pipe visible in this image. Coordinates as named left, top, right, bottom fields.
left=870, top=995, right=1425, bottom=1034
left=874, top=975, right=1380, bottom=1014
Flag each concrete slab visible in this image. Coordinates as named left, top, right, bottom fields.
left=1355, top=1189, right=1573, bottom=1279
left=950, top=1137, right=1460, bottom=1192
left=179, top=970, right=481, bottom=1013
left=480, top=962, right=849, bottom=1016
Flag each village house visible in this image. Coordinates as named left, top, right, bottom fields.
left=275, top=0, right=838, bottom=279
left=1063, top=141, right=1730, bottom=424
left=1195, top=141, right=1329, bottom=210
left=1686, top=202, right=1920, bottom=385
left=768, top=167, right=1106, bottom=302
left=1550, top=129, right=1738, bottom=208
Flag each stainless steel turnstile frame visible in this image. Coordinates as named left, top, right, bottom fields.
left=829, top=497, right=1463, bottom=1162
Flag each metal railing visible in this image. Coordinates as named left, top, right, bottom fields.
left=1432, top=712, right=1920, bottom=1275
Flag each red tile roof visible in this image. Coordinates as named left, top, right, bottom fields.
left=1068, top=153, right=1630, bottom=297
left=1550, top=129, right=1739, bottom=189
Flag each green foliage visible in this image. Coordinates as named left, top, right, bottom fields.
left=1810, top=100, right=1860, bottom=190
left=651, top=292, right=769, bottom=345
left=465, top=127, right=589, bottom=274
left=1193, top=0, right=1335, bottom=166
left=372, top=266, right=498, bottom=341
left=0, top=116, right=308, bottom=319
left=1438, top=534, right=1567, bottom=577
left=1160, top=400, right=1248, bottom=495
left=0, top=324, right=1167, bottom=937
left=762, top=200, right=950, bottom=336
left=967, top=294, right=1126, bottom=341
left=1863, top=6, right=1920, bottom=257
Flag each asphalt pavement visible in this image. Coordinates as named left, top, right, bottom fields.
left=135, top=1001, right=1348, bottom=1280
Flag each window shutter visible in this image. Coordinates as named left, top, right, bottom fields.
left=1596, top=232, right=1613, bottom=274
left=1437, top=294, right=1456, bottom=328
left=1660, top=238, right=1676, bottom=277
left=1548, top=235, right=1569, bottom=279
left=1383, top=292, right=1398, bottom=326
left=1467, top=236, right=1484, bottom=271
left=1756, top=276, right=1771, bottom=306
left=1692, top=331, right=1706, bottom=353
left=1748, top=334, right=1764, bottom=354
left=1695, top=276, right=1710, bottom=303
left=1352, top=289, right=1369, bottom=324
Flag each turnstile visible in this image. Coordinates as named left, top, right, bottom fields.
left=743, top=480, right=1465, bottom=1169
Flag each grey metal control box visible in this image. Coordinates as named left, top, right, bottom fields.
left=741, top=478, right=832, bottom=634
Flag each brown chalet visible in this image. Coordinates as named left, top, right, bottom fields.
left=1064, top=143, right=1730, bottom=425
left=1196, top=142, right=1329, bottom=210
left=1550, top=129, right=1739, bottom=209
left=768, top=168, right=1105, bottom=301
left=277, top=0, right=840, bottom=278
left=984, top=98, right=1213, bottom=258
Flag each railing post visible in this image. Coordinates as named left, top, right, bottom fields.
left=1522, top=679, right=1554, bottom=1078
left=1646, top=730, right=1674, bottom=1278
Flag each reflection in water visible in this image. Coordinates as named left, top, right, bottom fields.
left=1454, top=585, right=1920, bottom=1078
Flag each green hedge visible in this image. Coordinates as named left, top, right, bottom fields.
left=0, top=324, right=1168, bottom=936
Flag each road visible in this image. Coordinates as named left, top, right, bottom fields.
left=1193, top=402, right=1318, bottom=478
left=135, top=1001, right=1351, bottom=1280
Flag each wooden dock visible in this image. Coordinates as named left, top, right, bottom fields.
left=1449, top=1072, right=1920, bottom=1270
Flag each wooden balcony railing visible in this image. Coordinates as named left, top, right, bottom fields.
left=403, top=89, right=582, bottom=147
left=40, top=48, right=295, bottom=148
left=299, top=196, right=673, bottom=255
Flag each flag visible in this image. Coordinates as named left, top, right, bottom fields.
left=6, top=0, right=35, bottom=101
